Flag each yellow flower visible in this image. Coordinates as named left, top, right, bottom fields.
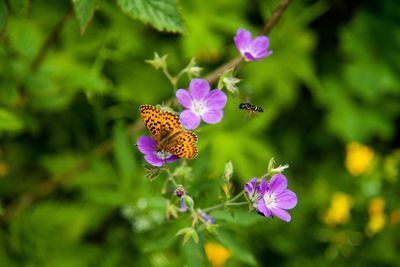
left=205, top=242, right=231, bottom=267
left=366, top=197, right=386, bottom=235
left=368, top=197, right=385, bottom=216
left=367, top=214, right=386, bottom=236
left=323, top=192, right=353, bottom=226
left=345, top=142, right=374, bottom=176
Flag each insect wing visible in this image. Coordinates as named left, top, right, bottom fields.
left=140, top=105, right=162, bottom=141
left=166, top=130, right=198, bottom=159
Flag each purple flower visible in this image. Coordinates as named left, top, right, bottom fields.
left=257, top=174, right=297, bottom=222
left=136, top=136, right=179, bottom=167
left=176, top=78, right=227, bottom=130
left=198, top=209, right=216, bottom=224
left=244, top=177, right=261, bottom=206
left=234, top=28, right=272, bottom=61
left=179, top=199, right=188, bottom=212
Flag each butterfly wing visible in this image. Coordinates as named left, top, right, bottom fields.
left=140, top=105, right=162, bottom=141
left=166, top=131, right=198, bottom=159
left=160, top=111, right=182, bottom=141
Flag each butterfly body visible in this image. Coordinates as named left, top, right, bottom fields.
left=239, top=102, right=264, bottom=112
left=140, top=105, right=198, bottom=159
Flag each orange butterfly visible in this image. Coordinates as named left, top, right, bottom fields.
left=140, top=105, right=198, bottom=159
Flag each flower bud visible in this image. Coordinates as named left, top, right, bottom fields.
left=185, top=58, right=202, bottom=77
left=223, top=161, right=233, bottom=181
left=183, top=195, right=194, bottom=210
left=271, top=164, right=289, bottom=174
left=218, top=68, right=240, bottom=95
left=175, top=185, right=185, bottom=198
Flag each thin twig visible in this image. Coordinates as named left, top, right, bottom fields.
left=262, top=0, right=291, bottom=35
left=205, top=57, right=243, bottom=84
left=3, top=0, right=292, bottom=221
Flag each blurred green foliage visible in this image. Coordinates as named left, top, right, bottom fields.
left=0, top=0, right=400, bottom=266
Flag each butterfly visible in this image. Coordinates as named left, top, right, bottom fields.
left=140, top=105, right=198, bottom=159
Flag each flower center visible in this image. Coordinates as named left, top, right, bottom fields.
left=191, top=100, right=208, bottom=116
left=156, top=150, right=172, bottom=160
left=263, top=192, right=276, bottom=208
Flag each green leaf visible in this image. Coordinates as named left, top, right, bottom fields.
left=0, top=108, right=24, bottom=132
left=72, top=0, right=98, bottom=34
left=112, top=121, right=137, bottom=190
left=8, top=18, right=42, bottom=59
left=0, top=0, right=7, bottom=33
left=116, top=0, right=184, bottom=33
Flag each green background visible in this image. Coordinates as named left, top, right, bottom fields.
left=0, top=0, right=399, bottom=266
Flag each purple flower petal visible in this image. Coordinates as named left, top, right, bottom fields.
left=269, top=174, right=288, bottom=194
left=271, top=207, right=291, bottom=222
left=257, top=198, right=272, bottom=217
left=201, top=213, right=216, bottom=224
left=275, top=190, right=297, bottom=209
left=189, top=78, right=210, bottom=100
left=180, top=110, right=201, bottom=130
left=244, top=177, right=258, bottom=195
left=258, top=178, right=268, bottom=196
left=243, top=52, right=256, bottom=61
left=176, top=89, right=192, bottom=109
left=251, top=36, right=270, bottom=53
left=165, top=154, right=180, bottom=163
left=234, top=28, right=252, bottom=50
left=256, top=49, right=273, bottom=59
left=137, top=136, right=157, bottom=155
left=179, top=199, right=188, bottom=212
left=205, top=89, right=227, bottom=110
left=144, top=153, right=164, bottom=167
left=201, top=110, right=223, bottom=124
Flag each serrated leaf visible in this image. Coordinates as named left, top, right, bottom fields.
left=116, top=0, right=184, bottom=33
left=0, top=108, right=23, bottom=132
left=72, top=0, right=97, bottom=34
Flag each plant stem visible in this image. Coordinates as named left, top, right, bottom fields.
left=228, top=190, right=245, bottom=203
left=162, top=67, right=177, bottom=90
left=262, top=0, right=291, bottom=35
left=203, top=203, right=225, bottom=213
left=165, top=168, right=177, bottom=187
left=225, top=202, right=248, bottom=207
left=203, top=191, right=246, bottom=213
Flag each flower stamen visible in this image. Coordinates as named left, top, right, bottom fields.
left=191, top=100, right=208, bottom=116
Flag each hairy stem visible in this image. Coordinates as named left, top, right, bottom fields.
left=203, top=191, right=246, bottom=213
